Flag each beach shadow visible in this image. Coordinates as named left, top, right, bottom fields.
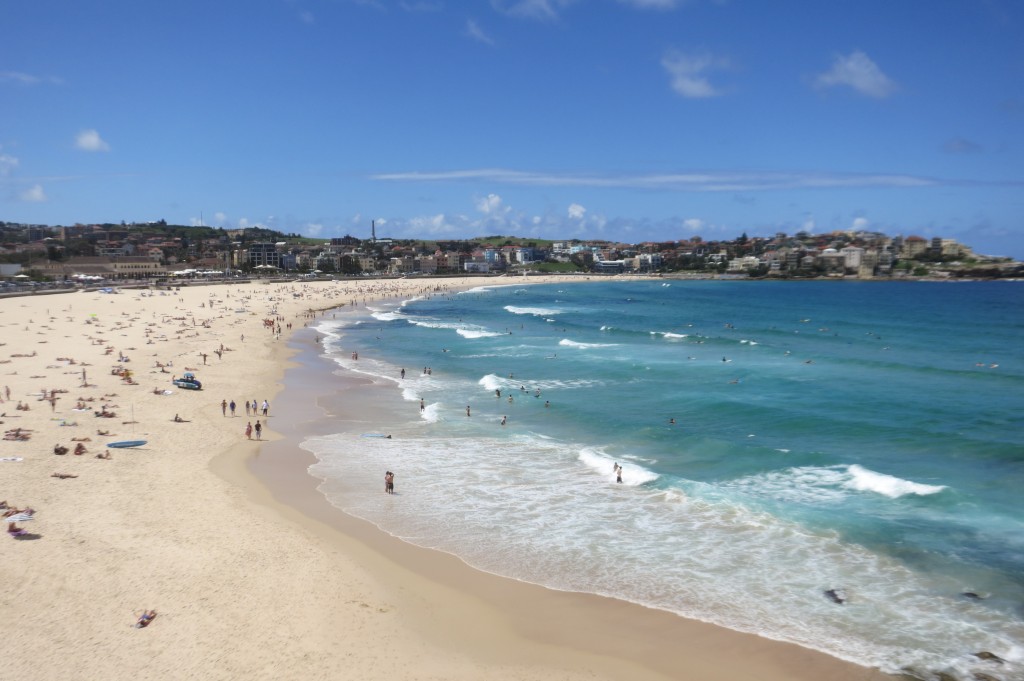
left=11, top=532, right=42, bottom=541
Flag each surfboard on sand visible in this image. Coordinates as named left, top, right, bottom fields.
left=107, top=440, right=147, bottom=449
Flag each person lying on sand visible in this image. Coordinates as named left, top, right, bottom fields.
left=4, top=506, right=33, bottom=533
left=51, top=472, right=78, bottom=479
left=96, top=450, right=111, bottom=460
left=73, top=443, right=87, bottom=455
left=53, top=444, right=69, bottom=455
left=135, top=610, right=157, bottom=628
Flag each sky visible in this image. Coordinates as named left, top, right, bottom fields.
left=2, top=1, right=1023, bottom=259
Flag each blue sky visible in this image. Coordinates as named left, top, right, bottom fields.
left=2, top=1, right=1023, bottom=258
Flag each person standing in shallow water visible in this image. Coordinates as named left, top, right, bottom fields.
left=384, top=471, right=394, bottom=494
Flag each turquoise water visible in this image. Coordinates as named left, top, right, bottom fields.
left=304, top=279, right=1024, bottom=680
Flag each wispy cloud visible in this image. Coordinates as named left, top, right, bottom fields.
left=371, top=168, right=941, bottom=192
left=815, top=50, right=897, bottom=98
left=661, top=50, right=730, bottom=98
left=943, top=137, right=983, bottom=154
left=618, top=0, right=681, bottom=8
left=19, top=184, right=47, bottom=202
left=0, top=71, right=63, bottom=85
left=400, top=1, right=443, bottom=11
left=75, top=129, right=111, bottom=152
left=465, top=19, right=496, bottom=45
left=0, top=153, right=18, bottom=177
left=299, top=11, right=314, bottom=24
left=491, top=0, right=567, bottom=21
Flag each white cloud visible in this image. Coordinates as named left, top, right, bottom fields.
left=816, top=50, right=897, bottom=98
left=802, top=216, right=816, bottom=233
left=683, top=218, right=704, bottom=231
left=492, top=0, right=565, bottom=21
left=466, top=19, right=496, bottom=45
left=851, top=216, right=870, bottom=230
left=75, top=129, right=110, bottom=152
left=20, top=184, right=46, bottom=202
left=372, top=168, right=937, bottom=192
left=568, top=203, right=586, bottom=220
left=662, top=50, right=729, bottom=99
left=306, top=222, right=324, bottom=236
left=238, top=218, right=250, bottom=229
left=475, top=193, right=505, bottom=214
left=0, top=71, right=62, bottom=85
left=400, top=1, right=443, bottom=11
left=214, top=211, right=227, bottom=224
left=618, top=0, right=680, bottom=8
left=0, top=153, right=18, bottom=177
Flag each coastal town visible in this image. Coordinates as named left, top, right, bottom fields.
left=1, top=220, right=1021, bottom=286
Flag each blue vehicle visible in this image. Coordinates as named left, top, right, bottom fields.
left=172, top=372, right=202, bottom=390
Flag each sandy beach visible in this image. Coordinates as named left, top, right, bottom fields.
left=1, top=276, right=889, bottom=681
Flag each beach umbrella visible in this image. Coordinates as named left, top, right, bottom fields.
left=13, top=274, right=29, bottom=279
left=5, top=512, right=34, bottom=523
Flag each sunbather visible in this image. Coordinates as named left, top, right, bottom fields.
left=135, top=610, right=157, bottom=628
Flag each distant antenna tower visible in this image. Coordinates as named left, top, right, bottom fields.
left=371, top=220, right=376, bottom=243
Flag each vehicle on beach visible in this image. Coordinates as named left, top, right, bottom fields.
left=172, top=372, right=202, bottom=390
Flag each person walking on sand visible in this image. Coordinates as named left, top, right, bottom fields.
left=245, top=401, right=251, bottom=417
left=261, top=399, right=269, bottom=417
left=229, top=400, right=236, bottom=417
left=221, top=399, right=227, bottom=417
left=245, top=422, right=252, bottom=440
left=254, top=420, right=262, bottom=440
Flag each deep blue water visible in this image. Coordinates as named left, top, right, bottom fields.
left=304, top=279, right=1024, bottom=680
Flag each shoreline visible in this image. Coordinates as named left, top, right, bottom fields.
left=1, top=277, right=891, bottom=681
left=230, top=295, right=891, bottom=681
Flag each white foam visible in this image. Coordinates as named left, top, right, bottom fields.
left=844, top=464, right=947, bottom=498
left=559, top=339, right=617, bottom=349
left=505, top=305, right=561, bottom=316
left=478, top=374, right=505, bottom=392
left=420, top=402, right=441, bottom=423
left=577, top=446, right=660, bottom=486
left=457, top=328, right=504, bottom=339
left=369, top=310, right=405, bottom=322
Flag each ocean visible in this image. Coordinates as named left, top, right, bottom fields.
left=302, top=278, right=1024, bottom=681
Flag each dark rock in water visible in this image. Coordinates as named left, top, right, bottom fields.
left=823, top=588, right=846, bottom=604
left=973, top=672, right=1000, bottom=681
left=962, top=591, right=985, bottom=600
left=936, top=672, right=958, bottom=681
left=973, top=651, right=1005, bottom=664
